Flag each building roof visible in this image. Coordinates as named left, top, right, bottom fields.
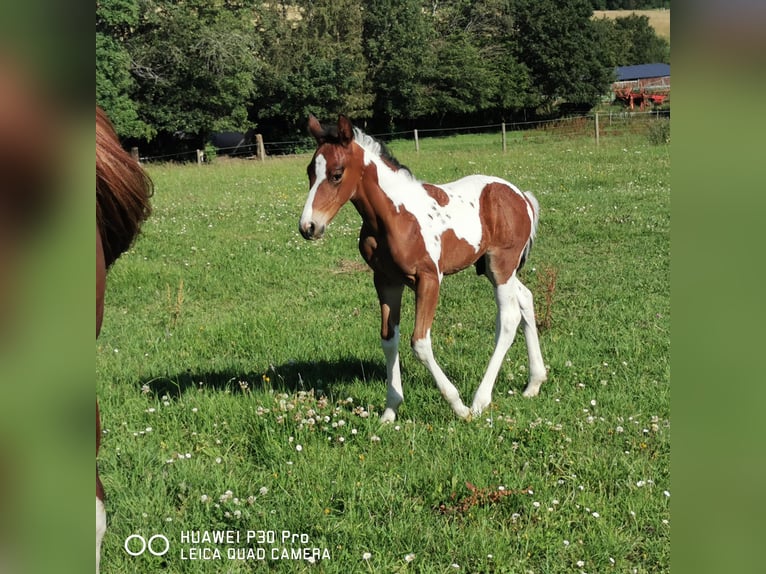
left=615, top=63, right=670, bottom=81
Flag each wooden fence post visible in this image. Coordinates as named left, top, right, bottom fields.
left=196, top=149, right=204, bottom=164
left=414, top=129, right=420, bottom=153
left=501, top=122, right=507, bottom=153
left=594, top=113, right=600, bottom=145
left=130, top=147, right=140, bottom=162
left=255, top=134, right=265, bottom=161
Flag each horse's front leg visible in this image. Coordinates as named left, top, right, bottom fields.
left=411, top=273, right=470, bottom=419
left=375, top=274, right=405, bottom=423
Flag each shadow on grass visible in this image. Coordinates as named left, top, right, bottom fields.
left=140, top=357, right=386, bottom=399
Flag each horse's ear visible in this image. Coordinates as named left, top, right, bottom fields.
left=337, top=115, right=354, bottom=147
left=308, top=115, right=324, bottom=143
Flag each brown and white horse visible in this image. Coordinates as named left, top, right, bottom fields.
left=96, top=106, right=152, bottom=572
left=299, top=115, right=546, bottom=422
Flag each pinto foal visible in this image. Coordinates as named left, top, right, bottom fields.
left=96, top=107, right=152, bottom=571
left=299, top=115, right=546, bottom=422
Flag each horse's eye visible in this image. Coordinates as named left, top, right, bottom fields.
left=330, top=169, right=343, bottom=184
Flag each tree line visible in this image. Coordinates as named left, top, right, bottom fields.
left=96, top=0, right=670, bottom=154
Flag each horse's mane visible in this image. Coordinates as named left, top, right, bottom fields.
left=352, top=128, right=413, bottom=177
left=316, top=118, right=413, bottom=177
left=96, top=107, right=153, bottom=268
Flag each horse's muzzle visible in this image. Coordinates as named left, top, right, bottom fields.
left=299, top=220, right=325, bottom=240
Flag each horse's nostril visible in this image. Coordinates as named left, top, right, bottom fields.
left=299, top=221, right=316, bottom=240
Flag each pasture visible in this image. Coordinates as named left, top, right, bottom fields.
left=97, top=126, right=670, bottom=573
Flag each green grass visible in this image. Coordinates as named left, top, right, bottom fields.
left=97, top=127, right=670, bottom=573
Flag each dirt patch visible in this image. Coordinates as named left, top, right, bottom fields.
left=333, top=259, right=370, bottom=274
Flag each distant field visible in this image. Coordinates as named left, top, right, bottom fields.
left=593, top=9, right=671, bottom=40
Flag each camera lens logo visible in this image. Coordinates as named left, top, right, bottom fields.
left=124, top=534, right=170, bottom=557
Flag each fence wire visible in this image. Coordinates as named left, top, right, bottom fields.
left=137, top=111, right=669, bottom=163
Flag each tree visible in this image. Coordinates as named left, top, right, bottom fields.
left=512, top=0, right=614, bottom=108
left=437, top=0, right=536, bottom=116
left=613, top=14, right=670, bottom=64
left=253, top=0, right=373, bottom=138
left=96, top=0, right=153, bottom=139
left=124, top=0, right=261, bottom=144
left=362, top=0, right=434, bottom=129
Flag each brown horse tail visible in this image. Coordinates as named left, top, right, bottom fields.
left=96, top=107, right=153, bottom=268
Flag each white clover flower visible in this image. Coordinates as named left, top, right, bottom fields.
left=362, top=552, right=372, bottom=561
left=404, top=553, right=415, bottom=563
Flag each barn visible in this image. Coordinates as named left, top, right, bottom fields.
left=612, top=63, right=670, bottom=109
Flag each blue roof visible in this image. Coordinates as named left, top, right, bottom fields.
left=615, top=63, right=670, bottom=81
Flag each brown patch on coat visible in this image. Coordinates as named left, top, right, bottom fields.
left=439, top=229, right=481, bottom=276
left=478, top=182, right=532, bottom=285
left=423, top=183, right=450, bottom=207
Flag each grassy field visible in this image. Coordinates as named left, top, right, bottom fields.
left=593, top=9, right=671, bottom=41
left=97, top=124, right=670, bottom=573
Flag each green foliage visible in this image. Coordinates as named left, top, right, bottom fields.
left=362, top=0, right=434, bottom=128
left=255, top=0, right=373, bottom=133
left=513, top=0, right=614, bottom=106
left=96, top=0, right=154, bottom=139
left=614, top=14, right=670, bottom=64
left=647, top=117, right=670, bottom=144
left=95, top=0, right=670, bottom=146
left=127, top=0, right=259, bottom=139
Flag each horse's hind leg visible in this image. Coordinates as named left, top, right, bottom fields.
left=516, top=280, right=547, bottom=397
left=471, top=274, right=523, bottom=416
left=375, top=275, right=405, bottom=423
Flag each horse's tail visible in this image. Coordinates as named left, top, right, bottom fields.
left=518, top=191, right=540, bottom=271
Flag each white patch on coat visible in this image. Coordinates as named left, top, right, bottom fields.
left=356, top=131, right=528, bottom=279
left=97, top=496, right=106, bottom=572
left=300, top=153, right=327, bottom=227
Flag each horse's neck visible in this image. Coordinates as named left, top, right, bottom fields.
left=352, top=160, right=413, bottom=234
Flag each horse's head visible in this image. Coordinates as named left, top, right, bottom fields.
left=299, top=115, right=363, bottom=240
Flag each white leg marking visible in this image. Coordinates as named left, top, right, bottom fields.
left=411, top=331, right=470, bottom=418
left=380, top=326, right=403, bottom=423
left=517, top=280, right=547, bottom=397
left=96, top=496, right=106, bottom=573
left=471, top=278, right=523, bottom=416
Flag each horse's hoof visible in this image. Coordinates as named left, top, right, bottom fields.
left=522, top=385, right=542, bottom=398
left=379, top=409, right=397, bottom=424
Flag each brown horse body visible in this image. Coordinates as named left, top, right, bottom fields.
left=300, top=115, right=546, bottom=422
